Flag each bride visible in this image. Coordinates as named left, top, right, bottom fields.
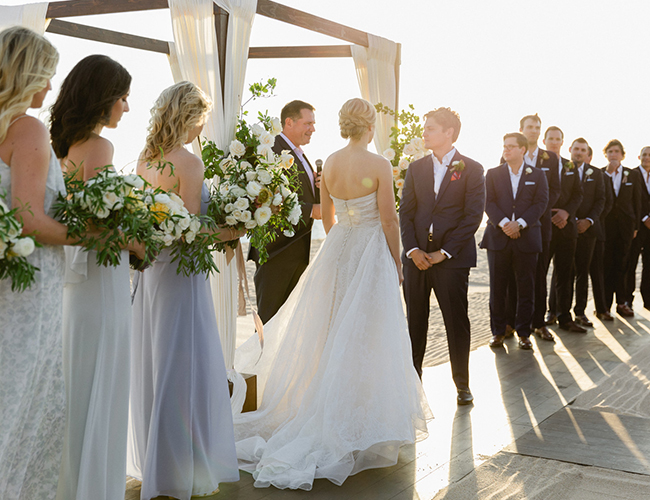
left=233, top=97, right=432, bottom=490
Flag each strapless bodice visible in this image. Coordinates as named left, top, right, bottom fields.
left=330, top=191, right=380, bottom=228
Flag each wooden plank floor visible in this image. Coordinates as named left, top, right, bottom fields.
left=126, top=300, right=650, bottom=500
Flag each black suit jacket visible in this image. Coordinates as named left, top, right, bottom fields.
left=400, top=151, right=485, bottom=269
left=575, top=163, right=606, bottom=239
left=634, top=166, right=650, bottom=223
left=596, top=173, right=615, bottom=242
left=552, top=157, right=583, bottom=238
left=536, top=149, right=562, bottom=242
left=248, top=134, right=319, bottom=263
left=602, top=165, right=642, bottom=239
left=480, top=163, right=549, bottom=253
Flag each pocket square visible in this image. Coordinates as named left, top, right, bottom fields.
left=586, top=178, right=594, bottom=182
left=525, top=181, right=535, bottom=185
left=541, top=167, right=549, bottom=171
left=625, top=182, right=633, bottom=186
left=451, top=171, right=461, bottom=181
left=565, top=171, right=574, bottom=175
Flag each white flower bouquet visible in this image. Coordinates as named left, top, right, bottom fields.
left=201, top=79, right=302, bottom=265
left=0, top=188, right=39, bottom=291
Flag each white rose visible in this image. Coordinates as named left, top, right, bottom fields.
left=395, top=178, right=405, bottom=189
left=232, top=209, right=243, bottom=220
left=11, top=237, right=34, bottom=257
left=219, top=183, right=230, bottom=196
left=257, top=144, right=274, bottom=161
left=281, top=185, right=291, bottom=199
left=230, top=186, right=247, bottom=198
left=254, top=206, right=272, bottom=226
left=525, top=167, right=533, bottom=174
left=283, top=229, right=295, bottom=238
left=220, top=155, right=236, bottom=170
left=246, top=181, right=263, bottom=198
left=392, top=166, right=400, bottom=177
left=102, top=191, right=122, bottom=210
left=245, top=171, right=257, bottom=182
left=154, top=193, right=172, bottom=205
left=225, top=215, right=237, bottom=226
left=173, top=225, right=183, bottom=239
left=403, top=143, right=416, bottom=156
left=6, top=223, right=20, bottom=240
left=161, top=219, right=175, bottom=234
left=251, top=123, right=265, bottom=137
left=411, top=137, right=426, bottom=151
left=272, top=193, right=283, bottom=206
left=399, top=157, right=410, bottom=170
left=257, top=169, right=272, bottom=185
left=169, top=192, right=184, bottom=207
left=234, top=197, right=249, bottom=210
left=279, top=150, right=294, bottom=169
left=124, top=174, right=145, bottom=189
left=239, top=210, right=252, bottom=223
left=383, top=148, right=396, bottom=161
left=95, top=206, right=110, bottom=219
left=288, top=204, right=301, bottom=225
left=0, top=238, right=7, bottom=258
left=162, top=233, right=175, bottom=246
left=185, top=230, right=196, bottom=244
left=271, top=117, right=282, bottom=136
left=225, top=203, right=235, bottom=213
left=586, top=168, right=594, bottom=176
left=413, top=151, right=425, bottom=161
left=259, top=131, right=275, bottom=146
left=189, top=217, right=201, bottom=233
left=245, top=219, right=257, bottom=229
left=229, top=139, right=246, bottom=158
left=177, top=214, right=191, bottom=231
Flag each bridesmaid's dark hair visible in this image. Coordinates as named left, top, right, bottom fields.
left=50, top=54, right=131, bottom=158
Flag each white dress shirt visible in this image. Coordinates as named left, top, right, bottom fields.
left=641, top=166, right=650, bottom=221
left=576, top=162, right=594, bottom=225
left=605, top=166, right=622, bottom=197
left=498, top=162, right=528, bottom=229
left=557, top=156, right=564, bottom=184
left=406, top=148, right=456, bottom=259
left=524, top=147, right=539, bottom=168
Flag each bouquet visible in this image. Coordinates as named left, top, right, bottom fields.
left=376, top=103, right=429, bottom=204
left=202, top=80, right=302, bottom=265
left=0, top=188, right=39, bottom=291
left=54, top=167, right=219, bottom=276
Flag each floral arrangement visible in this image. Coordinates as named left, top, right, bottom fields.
left=202, top=79, right=302, bottom=264
left=375, top=103, right=429, bottom=203
left=54, top=167, right=219, bottom=276
left=0, top=188, right=39, bottom=291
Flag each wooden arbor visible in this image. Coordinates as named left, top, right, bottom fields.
left=43, top=0, right=401, bottom=111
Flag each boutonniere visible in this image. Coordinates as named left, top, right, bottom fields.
left=450, top=160, right=465, bottom=181
left=525, top=167, right=533, bottom=175
left=585, top=167, right=594, bottom=177
left=564, top=161, right=575, bottom=171
left=624, top=170, right=629, bottom=178
left=541, top=151, right=550, bottom=161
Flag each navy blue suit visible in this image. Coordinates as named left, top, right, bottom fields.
left=481, top=163, right=549, bottom=338
left=625, top=166, right=650, bottom=308
left=400, top=150, right=485, bottom=389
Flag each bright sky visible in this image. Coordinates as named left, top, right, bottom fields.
left=5, top=0, right=650, bottom=172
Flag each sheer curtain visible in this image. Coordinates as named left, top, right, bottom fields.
left=0, top=3, right=49, bottom=34
left=168, top=0, right=256, bottom=412
left=351, top=34, right=398, bottom=154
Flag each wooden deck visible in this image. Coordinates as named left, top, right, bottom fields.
left=126, top=299, right=650, bottom=499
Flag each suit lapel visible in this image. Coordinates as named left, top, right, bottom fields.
left=500, top=164, right=515, bottom=202
left=514, top=165, right=527, bottom=201
left=433, top=150, right=460, bottom=209
left=278, top=135, right=315, bottom=198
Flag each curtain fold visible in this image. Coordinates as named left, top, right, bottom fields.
left=0, top=3, right=49, bottom=34
left=351, top=34, right=398, bottom=154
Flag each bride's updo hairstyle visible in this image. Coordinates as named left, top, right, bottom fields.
left=142, top=81, right=212, bottom=162
left=338, top=98, right=376, bottom=141
left=0, top=26, right=58, bottom=143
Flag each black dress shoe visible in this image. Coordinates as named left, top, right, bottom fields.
left=518, top=337, right=533, bottom=349
left=575, top=314, right=594, bottom=327
left=534, top=326, right=555, bottom=341
left=545, top=312, right=557, bottom=325
left=504, top=324, right=515, bottom=338
left=489, top=334, right=505, bottom=347
left=559, top=320, right=587, bottom=333
left=595, top=311, right=614, bottom=321
left=616, top=304, right=634, bottom=317
left=457, top=390, right=474, bottom=405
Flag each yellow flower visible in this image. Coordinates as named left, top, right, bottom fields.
left=150, top=202, right=170, bottom=223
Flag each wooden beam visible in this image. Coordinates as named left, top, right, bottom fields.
left=46, top=0, right=168, bottom=18
left=256, top=0, right=369, bottom=47
left=249, top=45, right=352, bottom=59
left=46, top=19, right=170, bottom=54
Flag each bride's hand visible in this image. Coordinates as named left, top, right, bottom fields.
left=218, top=225, right=246, bottom=241
left=396, top=263, right=404, bottom=285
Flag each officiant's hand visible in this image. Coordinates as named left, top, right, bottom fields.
left=311, top=204, right=322, bottom=220
left=314, top=171, right=321, bottom=189
left=411, top=249, right=434, bottom=270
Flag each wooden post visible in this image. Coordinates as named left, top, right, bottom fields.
left=394, top=42, right=401, bottom=121
left=213, top=4, right=229, bottom=106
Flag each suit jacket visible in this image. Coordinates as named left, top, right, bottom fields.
left=537, top=149, right=562, bottom=242
left=596, top=173, right=615, bottom=242
left=575, top=163, right=606, bottom=239
left=634, top=166, right=650, bottom=235
left=480, top=163, right=549, bottom=253
left=400, top=150, right=485, bottom=269
left=248, top=134, right=319, bottom=263
left=551, top=157, right=583, bottom=239
left=602, top=165, right=642, bottom=239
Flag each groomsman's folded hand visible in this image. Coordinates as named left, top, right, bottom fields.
left=411, top=249, right=434, bottom=271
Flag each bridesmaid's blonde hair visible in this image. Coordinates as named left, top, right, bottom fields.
left=142, top=81, right=212, bottom=161
left=0, top=26, right=58, bottom=143
left=338, top=98, right=376, bottom=141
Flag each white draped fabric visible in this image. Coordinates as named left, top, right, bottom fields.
left=351, top=34, right=398, bottom=154
left=0, top=2, right=49, bottom=34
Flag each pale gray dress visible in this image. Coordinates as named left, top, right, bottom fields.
left=0, top=146, right=67, bottom=500
left=127, top=184, right=239, bottom=500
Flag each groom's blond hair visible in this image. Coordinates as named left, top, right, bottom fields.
left=424, top=107, right=461, bottom=142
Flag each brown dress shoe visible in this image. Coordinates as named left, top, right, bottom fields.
left=559, top=320, right=587, bottom=333
left=616, top=304, right=634, bottom=317
left=545, top=313, right=557, bottom=325
left=457, top=389, right=474, bottom=405
left=575, top=314, right=593, bottom=327
left=504, top=324, right=515, bottom=338
left=534, top=326, right=555, bottom=341
left=518, top=337, right=533, bottom=349
left=489, top=334, right=505, bottom=347
left=595, top=311, right=614, bottom=321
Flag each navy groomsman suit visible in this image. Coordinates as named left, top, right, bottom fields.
left=624, top=165, right=650, bottom=309
left=590, top=174, right=614, bottom=316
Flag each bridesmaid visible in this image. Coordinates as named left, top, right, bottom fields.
left=128, top=81, right=242, bottom=500
left=49, top=55, right=143, bottom=500
left=0, top=26, right=71, bottom=500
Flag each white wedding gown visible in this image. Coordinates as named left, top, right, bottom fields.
left=234, top=191, right=432, bottom=490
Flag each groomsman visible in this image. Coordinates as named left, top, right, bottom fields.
left=624, top=147, right=650, bottom=310
left=505, top=115, right=561, bottom=339
left=602, top=139, right=642, bottom=317
left=481, top=133, right=549, bottom=350
left=250, top=100, right=321, bottom=323
left=400, top=107, right=485, bottom=405
left=541, top=127, right=584, bottom=332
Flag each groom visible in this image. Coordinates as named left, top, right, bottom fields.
left=400, top=107, right=485, bottom=405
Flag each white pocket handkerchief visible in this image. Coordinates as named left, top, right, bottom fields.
left=525, top=181, right=535, bottom=185
left=586, top=178, right=594, bottom=182
left=565, top=171, right=574, bottom=175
